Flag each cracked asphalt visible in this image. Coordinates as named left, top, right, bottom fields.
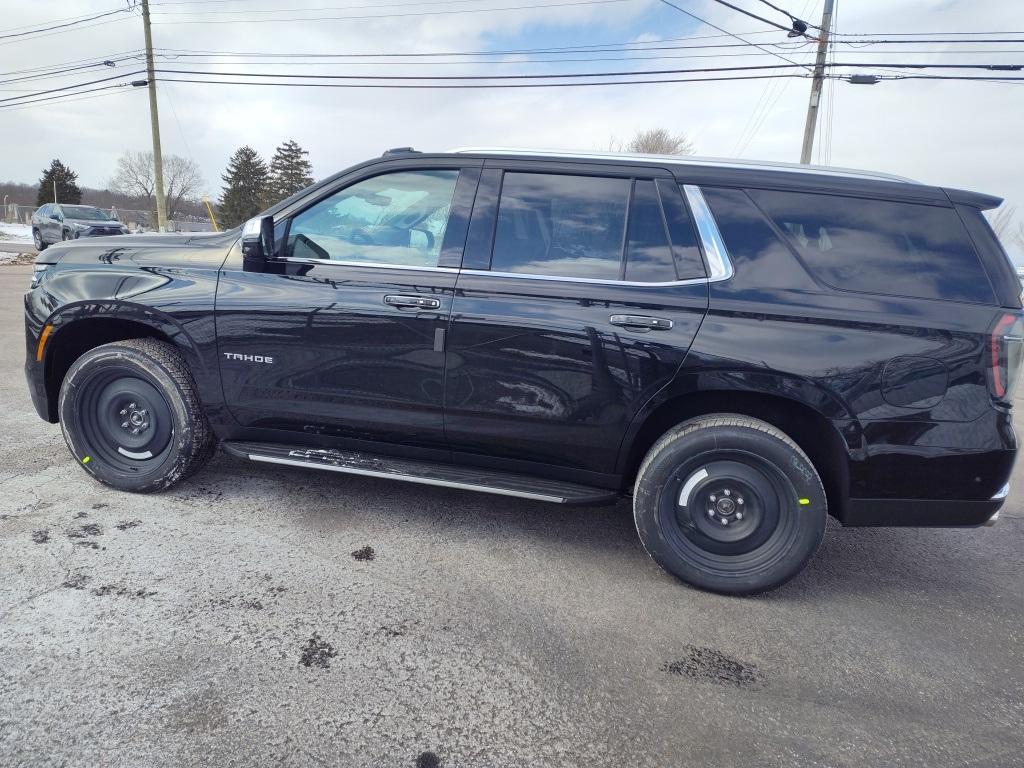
left=1, top=263, right=1023, bottom=767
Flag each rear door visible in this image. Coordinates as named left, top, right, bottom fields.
left=444, top=160, right=710, bottom=481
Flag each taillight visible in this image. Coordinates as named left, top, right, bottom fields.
left=989, top=312, right=1024, bottom=403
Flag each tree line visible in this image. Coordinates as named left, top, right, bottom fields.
left=218, top=140, right=313, bottom=227
left=18, top=130, right=700, bottom=230
left=21, top=139, right=314, bottom=229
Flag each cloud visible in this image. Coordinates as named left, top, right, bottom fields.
left=1, top=0, right=1021, bottom=259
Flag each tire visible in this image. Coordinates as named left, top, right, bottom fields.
left=58, top=339, right=216, bottom=493
left=61, top=229, right=70, bottom=241
left=633, top=414, right=827, bottom=595
left=33, top=228, right=47, bottom=251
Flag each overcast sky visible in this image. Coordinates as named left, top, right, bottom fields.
left=2, top=0, right=1022, bottom=259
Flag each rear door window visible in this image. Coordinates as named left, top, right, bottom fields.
left=624, top=180, right=676, bottom=282
left=491, top=172, right=630, bottom=280
left=749, top=189, right=995, bottom=304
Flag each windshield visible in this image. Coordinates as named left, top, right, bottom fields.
left=60, top=205, right=111, bottom=221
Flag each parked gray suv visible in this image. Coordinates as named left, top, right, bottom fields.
left=31, top=204, right=128, bottom=250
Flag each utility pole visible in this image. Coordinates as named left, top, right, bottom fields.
left=141, top=0, right=168, bottom=231
left=799, top=0, right=835, bottom=165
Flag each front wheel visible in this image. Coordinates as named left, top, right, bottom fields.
left=633, top=415, right=827, bottom=595
left=58, top=339, right=216, bottom=493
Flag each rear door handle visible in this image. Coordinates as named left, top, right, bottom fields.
left=609, top=314, right=673, bottom=331
left=384, top=294, right=441, bottom=310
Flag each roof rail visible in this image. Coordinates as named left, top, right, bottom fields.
left=383, top=147, right=419, bottom=156
left=449, top=147, right=919, bottom=184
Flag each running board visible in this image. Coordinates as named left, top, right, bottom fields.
left=221, top=441, right=619, bottom=505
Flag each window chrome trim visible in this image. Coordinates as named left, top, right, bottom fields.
left=683, top=184, right=734, bottom=282
left=275, top=257, right=458, bottom=273
left=459, top=269, right=708, bottom=287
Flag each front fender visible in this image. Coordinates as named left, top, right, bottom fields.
left=25, top=255, right=225, bottom=425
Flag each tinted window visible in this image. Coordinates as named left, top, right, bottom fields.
left=702, top=187, right=812, bottom=291
left=624, top=180, right=675, bottom=282
left=659, top=180, right=705, bottom=279
left=61, top=205, right=109, bottom=221
left=750, top=189, right=995, bottom=303
left=491, top=172, right=629, bottom=279
left=286, top=170, right=459, bottom=267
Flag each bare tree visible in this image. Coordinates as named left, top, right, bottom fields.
left=612, top=128, right=695, bottom=156
left=1013, top=221, right=1024, bottom=255
left=110, top=151, right=204, bottom=220
left=988, top=204, right=1017, bottom=240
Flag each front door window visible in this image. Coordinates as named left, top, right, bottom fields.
left=285, top=170, right=459, bottom=267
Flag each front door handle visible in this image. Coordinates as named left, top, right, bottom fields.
left=384, top=294, right=441, bottom=310
left=609, top=314, right=673, bottom=331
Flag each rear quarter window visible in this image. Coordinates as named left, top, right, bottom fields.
left=749, top=189, right=996, bottom=304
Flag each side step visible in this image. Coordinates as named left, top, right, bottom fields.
left=221, top=441, right=619, bottom=506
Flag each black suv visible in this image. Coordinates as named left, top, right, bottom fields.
left=24, top=148, right=1022, bottom=594
left=31, top=203, right=128, bottom=250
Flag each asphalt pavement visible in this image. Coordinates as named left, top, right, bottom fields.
left=1, top=263, right=1022, bottom=768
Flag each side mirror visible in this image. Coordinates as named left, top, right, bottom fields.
left=241, top=216, right=275, bottom=271
left=49, top=213, right=61, bottom=221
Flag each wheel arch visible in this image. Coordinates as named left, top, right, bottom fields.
left=620, top=388, right=854, bottom=521
left=40, top=302, right=209, bottom=423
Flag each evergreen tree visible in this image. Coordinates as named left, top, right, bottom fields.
left=36, top=159, right=82, bottom=207
left=218, top=146, right=269, bottom=228
left=266, top=139, right=314, bottom=206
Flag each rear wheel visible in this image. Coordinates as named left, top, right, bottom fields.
left=58, top=339, right=216, bottom=493
left=33, top=228, right=47, bottom=251
left=633, top=415, right=826, bottom=595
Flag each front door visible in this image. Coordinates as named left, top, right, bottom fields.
left=216, top=162, right=480, bottom=452
left=445, top=163, right=710, bottom=481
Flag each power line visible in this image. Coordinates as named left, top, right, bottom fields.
left=831, top=29, right=1024, bottom=37
left=150, top=0, right=572, bottom=13
left=0, top=15, right=138, bottom=46
left=0, top=71, right=145, bottom=105
left=0, top=88, right=137, bottom=112
left=655, top=0, right=812, bottom=70
left=152, top=62, right=1024, bottom=82
left=149, top=0, right=636, bottom=24
left=0, top=52, right=143, bottom=80
left=703, top=0, right=805, bottom=36
left=156, top=73, right=819, bottom=88
left=0, top=7, right=132, bottom=39
left=0, top=83, right=137, bottom=109
left=734, top=0, right=817, bottom=155
left=752, top=0, right=815, bottom=27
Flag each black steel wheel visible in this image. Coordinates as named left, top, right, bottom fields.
left=633, top=415, right=826, bottom=595
left=59, top=339, right=216, bottom=493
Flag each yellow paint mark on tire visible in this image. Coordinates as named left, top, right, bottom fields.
left=798, top=498, right=810, bottom=505
left=82, top=456, right=91, bottom=464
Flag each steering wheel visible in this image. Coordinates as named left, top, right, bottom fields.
left=389, top=210, right=427, bottom=230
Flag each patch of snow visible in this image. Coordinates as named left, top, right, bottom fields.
left=0, top=252, right=35, bottom=265
left=0, top=222, right=33, bottom=243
